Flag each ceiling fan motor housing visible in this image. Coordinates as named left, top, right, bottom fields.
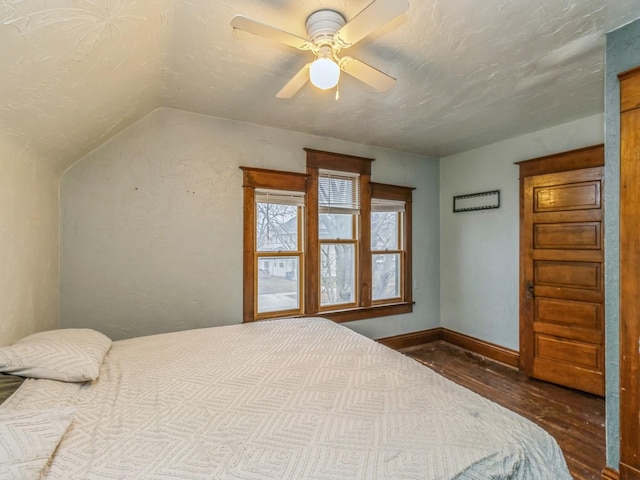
left=305, top=10, right=346, bottom=47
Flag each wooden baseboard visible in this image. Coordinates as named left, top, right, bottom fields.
left=441, top=329, right=520, bottom=368
left=377, top=327, right=520, bottom=368
left=376, top=327, right=443, bottom=350
left=602, top=466, right=620, bottom=479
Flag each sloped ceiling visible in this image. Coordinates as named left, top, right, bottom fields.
left=1, top=0, right=639, bottom=172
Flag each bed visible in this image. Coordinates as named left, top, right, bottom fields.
left=0, top=317, right=571, bottom=479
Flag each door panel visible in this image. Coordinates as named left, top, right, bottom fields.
left=534, top=261, right=601, bottom=289
left=533, top=181, right=600, bottom=212
left=535, top=298, right=600, bottom=330
left=534, top=223, right=601, bottom=250
left=522, top=165, right=604, bottom=396
left=533, top=356, right=603, bottom=394
left=536, top=335, right=600, bottom=368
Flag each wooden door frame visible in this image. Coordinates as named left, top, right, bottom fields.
left=515, top=144, right=604, bottom=372
left=619, top=66, right=640, bottom=480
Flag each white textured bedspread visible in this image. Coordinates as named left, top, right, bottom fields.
left=20, top=317, right=571, bottom=479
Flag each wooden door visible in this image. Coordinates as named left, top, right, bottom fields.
left=517, top=146, right=604, bottom=396
left=619, top=66, right=640, bottom=479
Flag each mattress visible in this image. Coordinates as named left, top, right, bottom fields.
left=7, top=317, right=571, bottom=479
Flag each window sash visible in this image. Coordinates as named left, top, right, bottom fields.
left=255, top=252, right=303, bottom=317
left=372, top=253, right=402, bottom=302
left=371, top=198, right=405, bottom=304
left=319, top=240, right=358, bottom=309
left=371, top=210, right=403, bottom=252
left=319, top=212, right=356, bottom=240
left=318, top=170, right=360, bottom=214
left=254, top=186, right=305, bottom=318
left=255, top=203, right=302, bottom=253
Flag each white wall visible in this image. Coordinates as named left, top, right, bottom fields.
left=60, top=107, right=440, bottom=341
left=439, top=114, right=604, bottom=350
left=0, top=138, right=60, bottom=346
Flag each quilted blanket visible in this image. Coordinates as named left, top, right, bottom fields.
left=13, top=317, right=571, bottom=479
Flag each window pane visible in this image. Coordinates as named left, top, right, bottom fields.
left=371, top=211, right=399, bottom=250
left=256, top=203, right=298, bottom=252
left=320, top=244, right=355, bottom=306
left=372, top=253, right=400, bottom=301
left=319, top=213, right=354, bottom=240
left=257, top=256, right=300, bottom=313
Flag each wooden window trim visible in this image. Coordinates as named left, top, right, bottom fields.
left=371, top=182, right=415, bottom=307
left=304, top=148, right=373, bottom=175
left=241, top=152, right=414, bottom=324
left=306, top=150, right=372, bottom=315
left=241, top=167, right=309, bottom=323
left=311, top=302, right=414, bottom=323
left=360, top=175, right=372, bottom=307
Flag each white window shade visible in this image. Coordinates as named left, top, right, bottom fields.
left=371, top=198, right=405, bottom=213
left=255, top=189, right=305, bottom=207
left=318, top=170, right=360, bottom=214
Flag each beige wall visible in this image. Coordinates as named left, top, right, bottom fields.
left=0, top=137, right=60, bottom=346
left=60, top=108, right=441, bottom=341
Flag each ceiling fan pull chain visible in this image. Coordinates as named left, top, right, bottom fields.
left=336, top=84, right=340, bottom=101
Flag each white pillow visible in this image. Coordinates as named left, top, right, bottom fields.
left=0, top=407, right=76, bottom=480
left=0, top=329, right=112, bottom=382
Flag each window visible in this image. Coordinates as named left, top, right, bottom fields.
left=371, top=196, right=406, bottom=302
left=318, top=170, right=360, bottom=309
left=241, top=150, right=413, bottom=323
left=255, top=189, right=304, bottom=316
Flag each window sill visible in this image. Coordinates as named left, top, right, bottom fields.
left=305, top=302, right=414, bottom=323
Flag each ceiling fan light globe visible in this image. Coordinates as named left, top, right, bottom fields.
left=310, top=58, right=340, bottom=90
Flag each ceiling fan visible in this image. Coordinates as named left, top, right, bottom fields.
left=230, top=0, right=409, bottom=98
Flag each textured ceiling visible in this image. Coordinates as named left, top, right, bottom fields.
left=1, top=0, right=639, bottom=171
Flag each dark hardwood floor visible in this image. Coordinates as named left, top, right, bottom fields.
left=400, top=341, right=605, bottom=480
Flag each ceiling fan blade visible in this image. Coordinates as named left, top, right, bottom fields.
left=334, top=0, right=409, bottom=48
left=277, top=63, right=311, bottom=98
left=231, top=15, right=312, bottom=50
left=340, top=57, right=396, bottom=92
